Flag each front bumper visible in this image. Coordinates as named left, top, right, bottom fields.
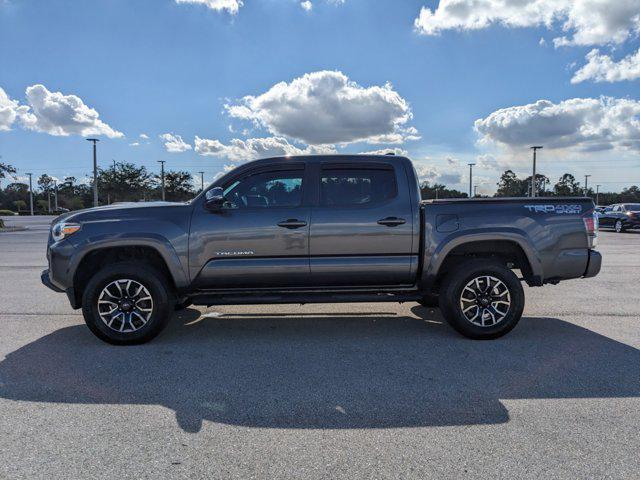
left=583, top=250, right=602, bottom=278
left=42, top=268, right=80, bottom=308
left=41, top=269, right=65, bottom=292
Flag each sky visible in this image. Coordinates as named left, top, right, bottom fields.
left=1, top=0, right=639, bottom=195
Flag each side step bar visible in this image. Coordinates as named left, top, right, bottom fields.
left=190, top=291, right=422, bottom=307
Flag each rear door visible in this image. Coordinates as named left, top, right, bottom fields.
left=189, top=164, right=311, bottom=288
left=308, top=161, right=416, bottom=286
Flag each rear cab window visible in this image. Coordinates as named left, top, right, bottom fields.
left=320, top=166, right=397, bottom=207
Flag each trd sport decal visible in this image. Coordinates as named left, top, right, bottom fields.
left=524, top=205, right=582, bottom=214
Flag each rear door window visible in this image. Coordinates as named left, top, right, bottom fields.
left=320, top=168, right=397, bottom=207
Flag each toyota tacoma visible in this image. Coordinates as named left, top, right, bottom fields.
left=42, top=155, right=601, bottom=344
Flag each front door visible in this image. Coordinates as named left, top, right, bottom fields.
left=308, top=162, right=416, bottom=286
left=190, top=165, right=310, bottom=288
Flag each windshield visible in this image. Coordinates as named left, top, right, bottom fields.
left=623, top=204, right=640, bottom=211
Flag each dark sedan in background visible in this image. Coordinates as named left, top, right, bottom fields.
left=598, top=203, right=640, bottom=232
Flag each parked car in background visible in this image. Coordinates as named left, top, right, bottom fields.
left=595, top=206, right=608, bottom=214
left=598, top=203, right=640, bottom=232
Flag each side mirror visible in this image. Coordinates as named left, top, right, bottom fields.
left=204, top=187, right=225, bottom=211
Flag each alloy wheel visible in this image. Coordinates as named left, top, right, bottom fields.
left=459, top=275, right=511, bottom=327
left=97, top=279, right=153, bottom=333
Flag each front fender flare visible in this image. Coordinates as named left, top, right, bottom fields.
left=69, top=233, right=190, bottom=289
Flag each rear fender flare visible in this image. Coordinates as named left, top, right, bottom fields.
left=422, top=229, right=543, bottom=287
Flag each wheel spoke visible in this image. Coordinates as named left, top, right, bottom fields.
left=460, top=275, right=511, bottom=327
left=98, top=279, right=153, bottom=334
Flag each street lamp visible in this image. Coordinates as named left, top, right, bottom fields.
left=198, top=171, right=205, bottom=192
left=158, top=160, right=166, bottom=201
left=26, top=172, right=34, bottom=216
left=584, top=174, right=591, bottom=196
left=530, top=146, right=543, bottom=198
left=467, top=163, right=475, bottom=198
left=86, top=138, right=100, bottom=207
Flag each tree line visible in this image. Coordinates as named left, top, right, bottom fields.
left=0, top=161, right=198, bottom=214
left=3, top=161, right=640, bottom=214
left=421, top=169, right=640, bottom=203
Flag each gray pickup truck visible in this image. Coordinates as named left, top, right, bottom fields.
left=42, top=155, right=601, bottom=344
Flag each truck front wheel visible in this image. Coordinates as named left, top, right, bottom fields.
left=438, top=259, right=524, bottom=340
left=81, top=262, right=174, bottom=345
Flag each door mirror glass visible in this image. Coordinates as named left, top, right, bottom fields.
left=205, top=187, right=225, bottom=211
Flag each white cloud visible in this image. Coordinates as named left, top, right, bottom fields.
left=139, top=133, right=149, bottom=139
left=301, top=1, right=313, bottom=11
left=14, top=84, right=123, bottom=138
left=175, top=0, right=242, bottom=14
left=160, top=133, right=193, bottom=153
left=445, top=156, right=460, bottom=166
left=414, top=0, right=640, bottom=47
left=414, top=163, right=462, bottom=185
left=194, top=136, right=336, bottom=161
left=0, top=87, right=28, bottom=131
left=475, top=154, right=501, bottom=170
left=225, top=70, right=416, bottom=145
left=358, top=147, right=409, bottom=156
left=572, top=48, right=640, bottom=83
left=129, top=142, right=141, bottom=147
left=474, top=97, right=640, bottom=152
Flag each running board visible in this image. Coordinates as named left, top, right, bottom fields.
left=190, top=291, right=422, bottom=307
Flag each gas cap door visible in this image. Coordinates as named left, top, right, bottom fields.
left=436, top=214, right=459, bottom=233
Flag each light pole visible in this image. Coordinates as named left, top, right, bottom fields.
left=158, top=160, right=166, bottom=201
left=53, top=179, right=58, bottom=211
left=584, top=174, right=591, bottom=196
left=596, top=184, right=601, bottom=205
left=86, top=138, right=100, bottom=207
left=198, top=171, right=205, bottom=192
left=530, top=146, right=543, bottom=197
left=26, top=172, right=34, bottom=216
left=467, top=163, right=475, bottom=198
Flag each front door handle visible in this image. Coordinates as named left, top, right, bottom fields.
left=277, top=219, right=308, bottom=229
left=377, top=217, right=406, bottom=227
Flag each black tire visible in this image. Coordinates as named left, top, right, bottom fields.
left=81, top=262, right=174, bottom=345
left=174, top=298, right=193, bottom=311
left=615, top=220, right=626, bottom=233
left=418, top=293, right=439, bottom=308
left=438, top=259, right=524, bottom=340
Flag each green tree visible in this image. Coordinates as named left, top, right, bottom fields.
left=0, top=161, right=16, bottom=183
left=523, top=174, right=550, bottom=196
left=495, top=170, right=528, bottom=197
left=420, top=181, right=468, bottom=199
left=553, top=173, right=582, bottom=196
left=13, top=200, right=27, bottom=212
left=98, top=162, right=153, bottom=203
left=152, top=170, right=196, bottom=201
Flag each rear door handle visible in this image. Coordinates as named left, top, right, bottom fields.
left=277, top=219, right=308, bottom=229
left=377, top=217, right=406, bottom=227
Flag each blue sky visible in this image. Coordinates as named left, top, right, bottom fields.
left=1, top=0, right=639, bottom=194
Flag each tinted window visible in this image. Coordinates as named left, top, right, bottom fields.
left=223, top=170, right=303, bottom=209
left=320, top=168, right=396, bottom=206
left=623, top=204, right=640, bottom=211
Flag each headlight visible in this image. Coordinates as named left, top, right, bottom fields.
left=51, top=222, right=81, bottom=242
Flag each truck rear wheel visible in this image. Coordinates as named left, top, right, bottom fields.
left=438, top=259, right=524, bottom=340
left=81, top=262, right=173, bottom=345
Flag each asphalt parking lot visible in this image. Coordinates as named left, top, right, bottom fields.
left=0, top=215, right=638, bottom=479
